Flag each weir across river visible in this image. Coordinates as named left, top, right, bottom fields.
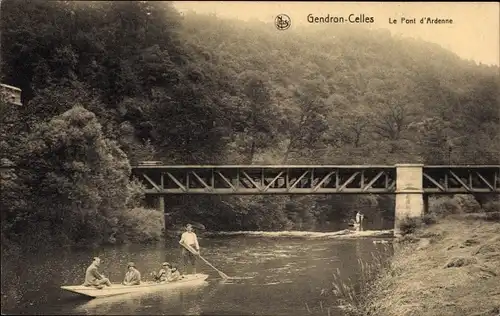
left=132, top=163, right=500, bottom=235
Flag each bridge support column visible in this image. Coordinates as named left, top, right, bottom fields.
left=158, top=196, right=168, bottom=230
left=394, top=164, right=424, bottom=236
left=158, top=171, right=165, bottom=213
left=158, top=196, right=165, bottom=213
left=423, top=194, right=429, bottom=215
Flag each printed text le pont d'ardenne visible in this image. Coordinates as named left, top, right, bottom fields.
left=389, top=17, right=453, bottom=24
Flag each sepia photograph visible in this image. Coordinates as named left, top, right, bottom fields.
left=1, top=1, right=499, bottom=315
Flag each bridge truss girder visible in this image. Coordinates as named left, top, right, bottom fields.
left=422, top=166, right=500, bottom=194
left=133, top=165, right=500, bottom=195
left=132, top=165, right=397, bottom=195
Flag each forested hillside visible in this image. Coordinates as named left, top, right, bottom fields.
left=1, top=1, right=498, bottom=251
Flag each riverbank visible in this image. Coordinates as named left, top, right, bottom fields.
left=360, top=214, right=500, bottom=316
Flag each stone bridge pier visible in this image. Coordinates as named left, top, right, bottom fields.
left=394, top=164, right=426, bottom=236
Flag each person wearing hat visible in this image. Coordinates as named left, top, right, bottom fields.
left=179, top=223, right=200, bottom=274
left=83, top=257, right=111, bottom=288
left=122, top=262, right=141, bottom=286
left=152, top=262, right=171, bottom=283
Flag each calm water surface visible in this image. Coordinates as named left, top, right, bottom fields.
left=1, top=234, right=392, bottom=315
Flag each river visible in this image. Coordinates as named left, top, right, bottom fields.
left=1, top=232, right=392, bottom=315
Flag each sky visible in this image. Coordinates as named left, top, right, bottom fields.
left=172, top=1, right=499, bottom=66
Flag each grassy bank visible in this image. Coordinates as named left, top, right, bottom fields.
left=354, top=214, right=500, bottom=316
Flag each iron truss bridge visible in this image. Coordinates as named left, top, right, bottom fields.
left=131, top=164, right=500, bottom=195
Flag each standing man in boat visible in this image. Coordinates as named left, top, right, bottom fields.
left=83, top=257, right=112, bottom=288
left=179, top=223, right=200, bottom=275
left=122, top=262, right=141, bottom=286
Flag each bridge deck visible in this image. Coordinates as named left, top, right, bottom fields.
left=131, top=165, right=500, bottom=195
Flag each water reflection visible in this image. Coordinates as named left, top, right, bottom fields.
left=75, top=284, right=209, bottom=315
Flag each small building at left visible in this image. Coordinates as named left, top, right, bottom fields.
left=1, top=83, right=22, bottom=105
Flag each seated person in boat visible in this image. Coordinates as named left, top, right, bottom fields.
left=168, top=265, right=182, bottom=282
left=152, top=262, right=182, bottom=282
left=122, top=262, right=141, bottom=286
left=179, top=223, right=200, bottom=274
left=152, top=262, right=171, bottom=282
left=83, top=257, right=111, bottom=288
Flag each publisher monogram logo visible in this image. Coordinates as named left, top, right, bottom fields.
left=275, top=14, right=291, bottom=30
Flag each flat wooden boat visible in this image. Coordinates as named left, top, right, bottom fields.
left=61, top=273, right=209, bottom=299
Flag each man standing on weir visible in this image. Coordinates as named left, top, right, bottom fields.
left=179, top=224, right=200, bottom=274
left=355, top=211, right=365, bottom=232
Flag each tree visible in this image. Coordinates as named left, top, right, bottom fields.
left=7, top=106, right=134, bottom=247
left=235, top=71, right=281, bottom=163
left=282, top=80, right=330, bottom=163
